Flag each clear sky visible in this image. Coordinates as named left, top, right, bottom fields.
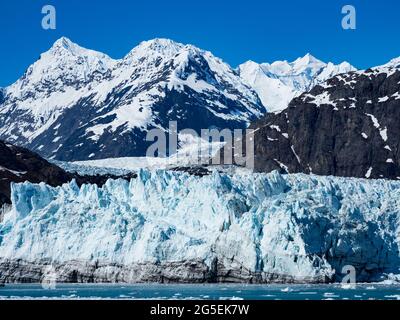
left=1, top=0, right=399, bottom=87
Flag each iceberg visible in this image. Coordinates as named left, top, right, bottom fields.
left=0, top=170, right=399, bottom=283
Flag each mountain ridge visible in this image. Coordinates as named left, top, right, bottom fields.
left=1, top=36, right=399, bottom=166
left=0, top=37, right=264, bottom=161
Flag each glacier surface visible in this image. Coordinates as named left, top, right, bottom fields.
left=0, top=170, right=399, bottom=283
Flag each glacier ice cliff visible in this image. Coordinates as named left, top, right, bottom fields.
left=0, top=170, right=399, bottom=283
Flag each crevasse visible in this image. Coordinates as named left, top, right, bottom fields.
left=0, top=170, right=399, bottom=283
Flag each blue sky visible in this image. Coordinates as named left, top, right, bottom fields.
left=1, top=0, right=399, bottom=87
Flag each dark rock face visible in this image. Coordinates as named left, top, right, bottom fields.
left=246, top=64, right=400, bottom=179
left=0, top=141, right=135, bottom=207
left=0, top=140, right=73, bottom=206
left=0, top=258, right=331, bottom=284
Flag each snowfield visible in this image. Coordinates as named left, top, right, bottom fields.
left=0, top=170, right=399, bottom=283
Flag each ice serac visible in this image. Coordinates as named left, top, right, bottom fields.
left=238, top=54, right=356, bottom=113
left=1, top=170, right=399, bottom=283
left=0, top=37, right=264, bottom=161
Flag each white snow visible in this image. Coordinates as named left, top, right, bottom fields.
left=270, top=125, right=281, bottom=132
left=291, top=145, right=301, bottom=164
left=0, top=166, right=27, bottom=177
left=311, top=91, right=335, bottom=106
left=238, top=54, right=356, bottom=113
left=366, top=113, right=380, bottom=129
left=365, top=114, right=389, bottom=142
left=380, top=127, right=388, bottom=142
left=379, top=96, right=389, bottom=103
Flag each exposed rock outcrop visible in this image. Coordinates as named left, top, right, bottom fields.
left=233, top=59, right=400, bottom=179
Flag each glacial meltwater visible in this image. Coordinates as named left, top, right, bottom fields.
left=0, top=284, right=400, bottom=300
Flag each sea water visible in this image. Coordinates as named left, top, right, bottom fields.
left=0, top=284, right=400, bottom=300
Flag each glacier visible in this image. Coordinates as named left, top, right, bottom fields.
left=0, top=170, right=399, bottom=284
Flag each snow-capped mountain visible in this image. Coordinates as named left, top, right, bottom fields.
left=0, top=37, right=264, bottom=161
left=238, top=54, right=356, bottom=113
left=1, top=170, right=400, bottom=283
left=235, top=56, right=400, bottom=179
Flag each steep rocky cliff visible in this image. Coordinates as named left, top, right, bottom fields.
left=246, top=58, right=400, bottom=179
left=0, top=140, right=134, bottom=207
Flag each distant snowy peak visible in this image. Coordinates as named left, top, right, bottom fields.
left=238, top=54, right=356, bottom=113
left=262, top=53, right=326, bottom=79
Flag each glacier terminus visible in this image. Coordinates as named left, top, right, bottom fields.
left=1, top=170, right=399, bottom=284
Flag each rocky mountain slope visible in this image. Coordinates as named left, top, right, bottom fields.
left=0, top=37, right=264, bottom=161
left=1, top=170, right=399, bottom=283
left=245, top=57, right=400, bottom=179
left=0, top=140, right=134, bottom=207
left=0, top=140, right=73, bottom=206
left=238, top=54, right=356, bottom=113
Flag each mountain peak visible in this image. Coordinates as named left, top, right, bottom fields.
left=49, top=36, right=80, bottom=55
left=299, top=53, right=319, bottom=62
left=125, top=38, right=186, bottom=60
left=53, top=36, right=74, bottom=48
left=47, top=37, right=113, bottom=64
left=292, top=53, right=325, bottom=69
left=141, top=38, right=184, bottom=48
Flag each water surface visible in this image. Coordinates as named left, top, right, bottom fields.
left=1, top=283, right=400, bottom=300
